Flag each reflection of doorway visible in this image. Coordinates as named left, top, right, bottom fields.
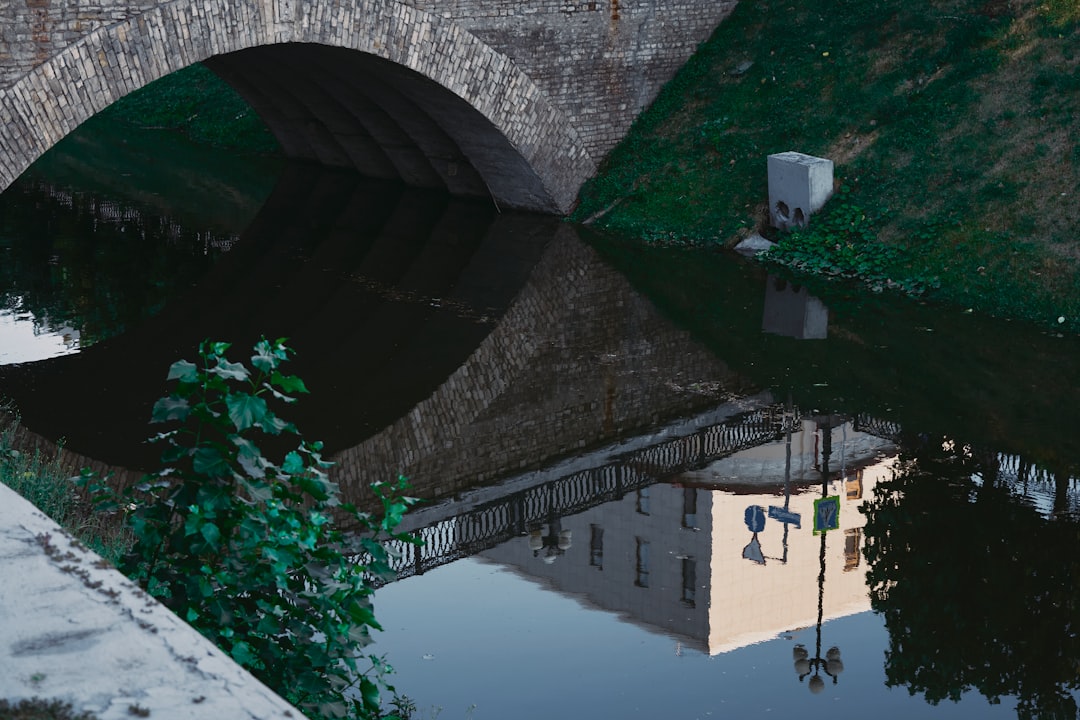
left=846, top=470, right=864, bottom=501
left=843, top=528, right=861, bottom=572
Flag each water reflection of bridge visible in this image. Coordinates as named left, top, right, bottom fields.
left=0, top=168, right=739, bottom=492
left=384, top=400, right=802, bottom=582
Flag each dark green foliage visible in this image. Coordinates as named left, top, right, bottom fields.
left=863, top=438, right=1080, bottom=718
left=98, top=64, right=279, bottom=155
left=761, top=186, right=937, bottom=296
left=0, top=698, right=98, bottom=720
left=0, top=411, right=129, bottom=562
left=80, top=339, right=419, bottom=720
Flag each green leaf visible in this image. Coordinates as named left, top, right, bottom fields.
left=359, top=677, right=380, bottom=712
left=230, top=640, right=258, bottom=668
left=193, top=446, right=231, bottom=477
left=257, top=414, right=293, bottom=436
left=151, top=396, right=191, bottom=423
left=233, top=436, right=268, bottom=479
left=225, top=393, right=268, bottom=432
left=251, top=339, right=280, bottom=373
left=166, top=359, right=199, bottom=383
left=271, top=371, right=309, bottom=394
left=281, top=451, right=305, bottom=475
left=199, top=521, right=222, bottom=549
left=211, top=358, right=250, bottom=382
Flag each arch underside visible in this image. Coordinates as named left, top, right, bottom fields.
left=205, top=43, right=559, bottom=212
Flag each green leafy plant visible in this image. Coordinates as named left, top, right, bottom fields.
left=762, top=188, right=938, bottom=296
left=80, top=338, right=419, bottom=720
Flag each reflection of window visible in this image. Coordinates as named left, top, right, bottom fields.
left=682, top=488, right=698, bottom=529
left=846, top=469, right=864, bottom=500
left=636, top=488, right=651, bottom=516
left=844, top=528, right=861, bottom=571
left=681, top=557, right=696, bottom=607
left=589, top=525, right=603, bottom=570
left=635, top=538, right=650, bottom=588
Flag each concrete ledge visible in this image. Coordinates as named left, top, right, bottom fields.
left=0, top=482, right=308, bottom=720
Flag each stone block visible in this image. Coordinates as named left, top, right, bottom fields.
left=767, top=151, right=834, bottom=230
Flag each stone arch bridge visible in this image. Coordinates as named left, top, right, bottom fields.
left=0, top=0, right=735, bottom=213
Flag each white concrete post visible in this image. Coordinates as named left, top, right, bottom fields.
left=767, top=151, right=834, bottom=231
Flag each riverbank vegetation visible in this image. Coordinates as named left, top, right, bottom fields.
left=0, top=410, right=129, bottom=562
left=98, top=63, right=279, bottom=155
left=2, top=340, right=418, bottom=720
left=573, top=0, right=1080, bottom=331
left=75, top=338, right=419, bottom=720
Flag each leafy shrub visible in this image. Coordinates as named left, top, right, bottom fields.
left=762, top=187, right=936, bottom=296
left=81, top=338, right=418, bottom=720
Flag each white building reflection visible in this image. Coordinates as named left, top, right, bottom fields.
left=0, top=306, right=81, bottom=364
left=479, top=418, right=896, bottom=655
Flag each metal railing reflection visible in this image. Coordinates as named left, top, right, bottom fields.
left=378, top=405, right=804, bottom=584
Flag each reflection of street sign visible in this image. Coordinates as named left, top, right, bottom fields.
left=768, top=506, right=802, bottom=529
left=813, top=496, right=840, bottom=533
left=744, top=505, right=766, bottom=533
left=742, top=534, right=765, bottom=565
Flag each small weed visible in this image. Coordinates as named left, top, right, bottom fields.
left=0, top=698, right=98, bottom=720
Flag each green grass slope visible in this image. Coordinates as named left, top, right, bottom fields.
left=573, top=0, right=1080, bottom=330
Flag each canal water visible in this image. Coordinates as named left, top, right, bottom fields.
left=3, top=122, right=1080, bottom=720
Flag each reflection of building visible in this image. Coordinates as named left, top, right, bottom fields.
left=480, top=420, right=894, bottom=655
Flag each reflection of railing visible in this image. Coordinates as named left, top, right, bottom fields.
left=33, top=182, right=239, bottom=252
left=854, top=413, right=1080, bottom=517
left=852, top=414, right=903, bottom=442
left=983, top=453, right=1080, bottom=518
left=380, top=406, right=802, bottom=584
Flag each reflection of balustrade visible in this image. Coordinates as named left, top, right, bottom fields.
left=853, top=410, right=1080, bottom=517
left=852, top=413, right=903, bottom=442
left=31, top=181, right=239, bottom=252
left=979, top=452, right=1080, bottom=518
left=379, top=405, right=803, bottom=584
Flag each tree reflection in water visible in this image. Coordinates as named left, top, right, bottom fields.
left=862, top=436, right=1080, bottom=719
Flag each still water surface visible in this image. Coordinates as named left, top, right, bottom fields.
left=2, top=128, right=1079, bottom=719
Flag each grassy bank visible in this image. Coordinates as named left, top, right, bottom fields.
left=0, top=412, right=129, bottom=562
left=573, top=0, right=1080, bottom=331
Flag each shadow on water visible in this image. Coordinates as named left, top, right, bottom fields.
left=4, top=145, right=1080, bottom=718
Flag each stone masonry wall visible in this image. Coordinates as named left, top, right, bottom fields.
left=0, top=0, right=736, bottom=210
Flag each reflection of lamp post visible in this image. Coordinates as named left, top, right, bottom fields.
left=528, top=515, right=572, bottom=564
left=791, top=415, right=844, bottom=693
left=793, top=644, right=844, bottom=693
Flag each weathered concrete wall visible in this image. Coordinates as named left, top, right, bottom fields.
left=0, top=0, right=736, bottom=212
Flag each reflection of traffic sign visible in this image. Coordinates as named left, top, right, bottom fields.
left=768, top=506, right=802, bottom=529
left=744, top=505, right=766, bottom=533
left=813, top=496, right=840, bottom=533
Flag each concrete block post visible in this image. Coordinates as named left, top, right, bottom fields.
left=767, top=151, right=834, bottom=230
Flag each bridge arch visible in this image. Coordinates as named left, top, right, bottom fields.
left=0, top=0, right=597, bottom=212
